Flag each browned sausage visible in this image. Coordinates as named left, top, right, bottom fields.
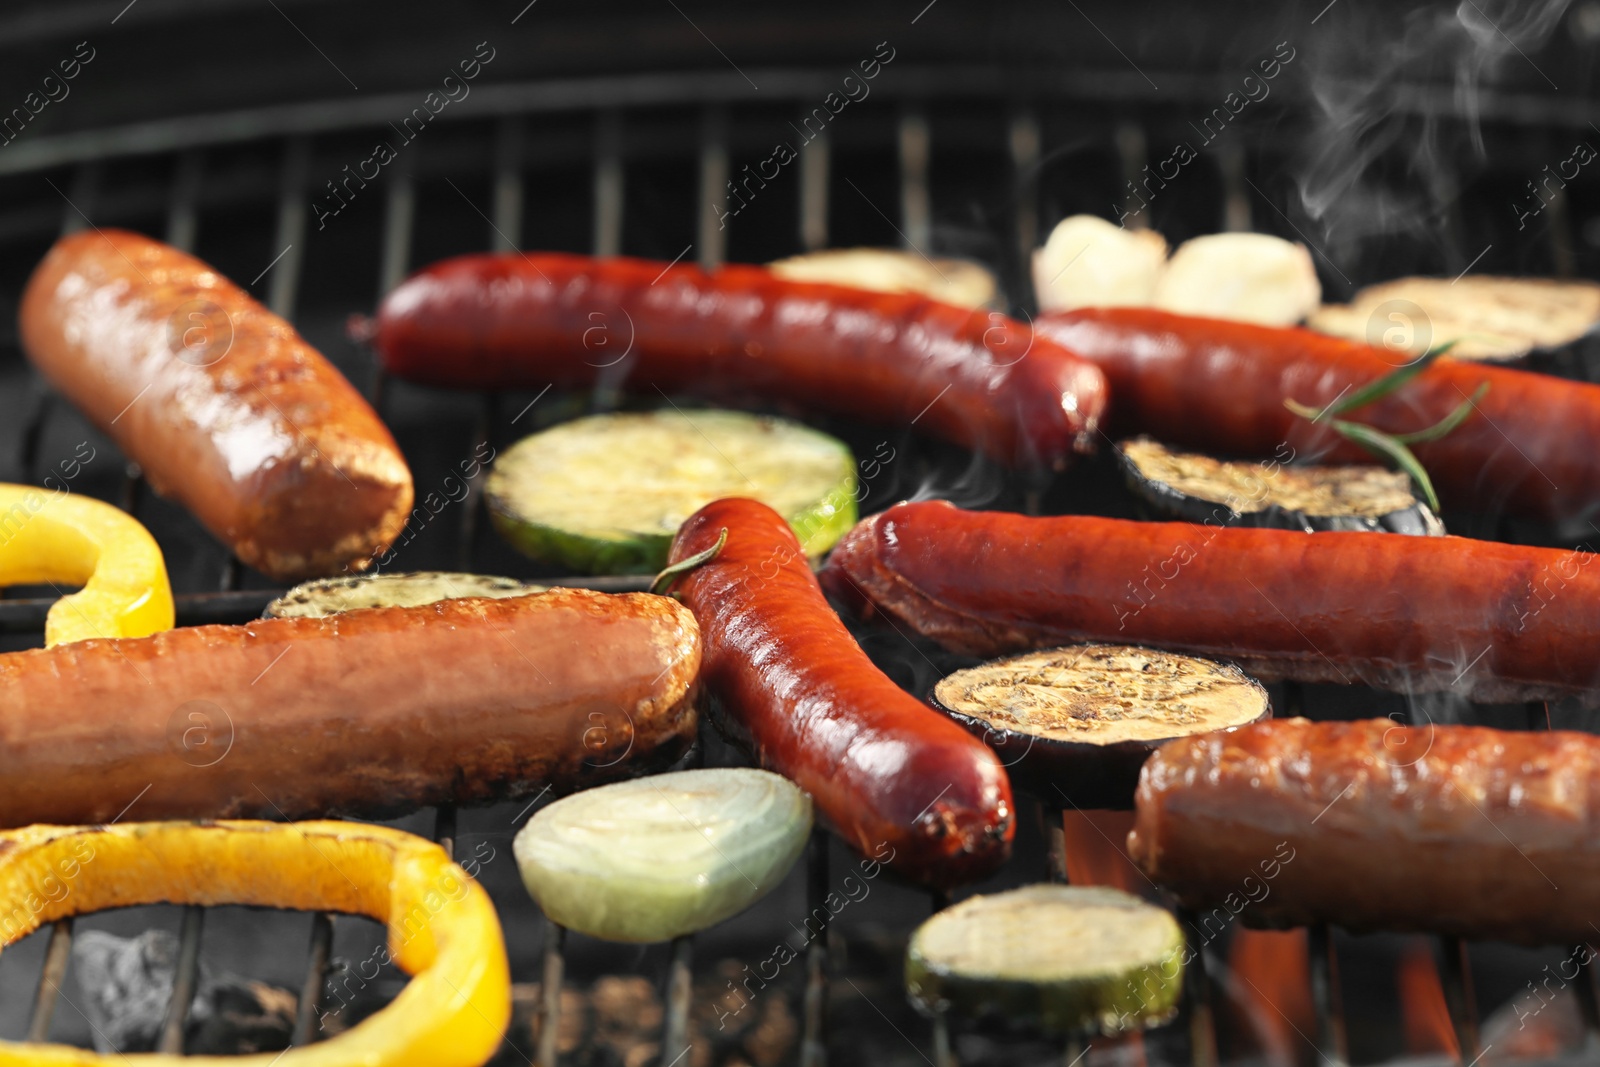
left=667, top=497, right=1014, bottom=888
left=1129, top=717, right=1600, bottom=945
left=0, top=589, right=699, bottom=827
left=821, top=501, right=1600, bottom=706
left=20, top=229, right=413, bottom=580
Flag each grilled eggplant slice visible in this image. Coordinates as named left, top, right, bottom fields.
left=487, top=410, right=857, bottom=575
left=512, top=768, right=811, bottom=943
left=931, top=644, right=1270, bottom=809
left=264, top=571, right=543, bottom=618
left=1117, top=436, right=1444, bottom=535
left=1310, top=275, right=1600, bottom=373
left=905, top=885, right=1184, bottom=1036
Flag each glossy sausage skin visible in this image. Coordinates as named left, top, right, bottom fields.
left=1038, top=307, right=1600, bottom=528
left=821, top=501, right=1600, bottom=706
left=668, top=498, right=1013, bottom=888
left=1130, top=718, right=1600, bottom=945
left=0, top=590, right=699, bottom=828
left=21, top=229, right=413, bottom=580
left=374, top=253, right=1107, bottom=470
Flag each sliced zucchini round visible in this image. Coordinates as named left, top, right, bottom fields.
left=1118, top=436, right=1444, bottom=535
left=931, top=644, right=1270, bottom=808
left=264, top=571, right=544, bottom=619
left=905, top=885, right=1185, bottom=1036
left=513, top=767, right=812, bottom=943
left=486, top=410, right=857, bottom=575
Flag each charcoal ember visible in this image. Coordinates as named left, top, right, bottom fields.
left=72, top=929, right=294, bottom=1054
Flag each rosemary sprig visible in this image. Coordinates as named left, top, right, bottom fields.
left=1283, top=345, right=1485, bottom=513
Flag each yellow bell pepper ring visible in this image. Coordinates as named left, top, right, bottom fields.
left=0, top=483, right=174, bottom=646
left=0, top=820, right=511, bottom=1067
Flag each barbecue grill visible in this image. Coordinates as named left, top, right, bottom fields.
left=0, top=1, right=1597, bottom=1064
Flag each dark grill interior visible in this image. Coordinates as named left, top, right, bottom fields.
left=1, top=2, right=1599, bottom=1063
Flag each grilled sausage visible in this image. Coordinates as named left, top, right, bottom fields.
left=0, top=589, right=699, bottom=828
left=667, top=497, right=1014, bottom=888
left=1037, top=306, right=1600, bottom=528
left=1129, top=717, right=1600, bottom=945
left=821, top=501, right=1600, bottom=706
left=20, top=229, right=413, bottom=580
left=371, top=252, right=1107, bottom=470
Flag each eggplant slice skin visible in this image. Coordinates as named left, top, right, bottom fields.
left=905, top=885, right=1184, bottom=1037
left=931, top=644, right=1270, bottom=809
left=1117, top=436, right=1444, bottom=535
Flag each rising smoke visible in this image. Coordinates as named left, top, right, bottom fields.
left=1295, top=0, right=1572, bottom=263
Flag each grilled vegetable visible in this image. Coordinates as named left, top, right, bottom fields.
left=487, top=410, right=857, bottom=575
left=265, top=571, right=543, bottom=619
left=1310, top=275, right=1600, bottom=364
left=904, top=885, right=1184, bottom=1036
left=932, top=644, right=1270, bottom=809
left=1032, top=215, right=1167, bottom=312
left=513, top=768, right=810, bottom=943
left=0, top=820, right=508, bottom=1066
left=768, top=248, right=998, bottom=309
left=1116, top=437, right=1444, bottom=535
left=1152, top=233, right=1319, bottom=326
left=0, top=483, right=174, bottom=645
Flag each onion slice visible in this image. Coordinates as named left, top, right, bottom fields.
left=513, top=768, right=812, bottom=943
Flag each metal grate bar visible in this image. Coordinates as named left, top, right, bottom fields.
left=157, top=906, right=205, bottom=1053
left=25, top=919, right=73, bottom=1043
left=536, top=918, right=565, bottom=1067
left=1176, top=910, right=1219, bottom=1067
left=593, top=109, right=624, bottom=258
left=698, top=107, right=729, bottom=271
left=1215, top=141, right=1250, bottom=234
left=291, top=912, right=335, bottom=1047
left=377, top=149, right=417, bottom=297
left=58, top=163, right=99, bottom=237
left=1438, top=936, right=1480, bottom=1062
left=661, top=936, right=694, bottom=1067
left=1009, top=110, right=1040, bottom=303
left=798, top=124, right=830, bottom=252
left=1114, top=122, right=1147, bottom=230
left=801, top=829, right=831, bottom=1067
left=898, top=109, right=931, bottom=252
left=165, top=148, right=204, bottom=252
left=267, top=136, right=311, bottom=320
left=1308, top=925, right=1349, bottom=1067
left=491, top=116, right=525, bottom=254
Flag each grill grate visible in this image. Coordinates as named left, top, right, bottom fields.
left=0, top=68, right=1598, bottom=1066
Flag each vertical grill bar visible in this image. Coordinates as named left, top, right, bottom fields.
left=536, top=918, right=566, bottom=1067
left=593, top=109, right=624, bottom=258
left=660, top=936, right=694, bottom=1067
left=898, top=109, right=931, bottom=252
left=1438, top=936, right=1481, bottom=1062
left=1176, top=910, right=1218, bottom=1067
left=434, top=804, right=458, bottom=861
left=378, top=149, right=418, bottom=297
left=1308, top=925, right=1349, bottom=1067
left=1574, top=945, right=1600, bottom=1041
left=1114, top=122, right=1147, bottom=229
left=799, top=126, right=830, bottom=252
left=931, top=1016, right=954, bottom=1067
left=166, top=148, right=205, bottom=251
left=267, top=136, right=311, bottom=320
left=1009, top=110, right=1041, bottom=305
left=157, top=906, right=205, bottom=1053
left=698, top=107, right=729, bottom=270
left=25, top=920, right=74, bottom=1042
left=801, top=829, right=830, bottom=1067
left=1215, top=141, right=1250, bottom=233
left=492, top=116, right=525, bottom=253
left=291, top=913, right=336, bottom=1046
left=1546, top=185, right=1575, bottom=278
left=58, top=163, right=100, bottom=237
